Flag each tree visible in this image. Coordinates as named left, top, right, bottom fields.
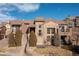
left=0, top=26, right=6, bottom=40
left=8, top=29, right=22, bottom=47
left=8, top=31, right=17, bottom=47
left=29, top=31, right=37, bottom=47
left=15, top=29, right=22, bottom=46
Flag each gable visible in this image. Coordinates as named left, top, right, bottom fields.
left=44, top=21, right=58, bottom=27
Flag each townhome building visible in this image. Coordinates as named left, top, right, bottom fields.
left=64, top=16, right=79, bottom=46
left=0, top=16, right=78, bottom=48
left=1, top=17, right=71, bottom=47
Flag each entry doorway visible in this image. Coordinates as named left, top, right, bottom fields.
left=61, top=36, right=67, bottom=45
left=26, top=27, right=35, bottom=34
left=51, top=36, right=55, bottom=46
left=30, top=27, right=35, bottom=33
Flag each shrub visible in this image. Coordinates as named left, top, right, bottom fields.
left=29, top=31, right=37, bottom=47
left=0, top=26, right=6, bottom=40
left=8, top=32, right=17, bottom=47
left=8, top=29, right=22, bottom=47
left=1, top=26, right=6, bottom=35
left=61, top=45, right=73, bottom=51
left=15, top=29, right=22, bottom=46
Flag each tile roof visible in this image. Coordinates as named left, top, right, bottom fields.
left=46, top=18, right=66, bottom=24
left=34, top=17, right=45, bottom=22
left=9, top=20, right=33, bottom=25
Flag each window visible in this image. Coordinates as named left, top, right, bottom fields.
left=66, top=27, right=70, bottom=32
left=39, top=25, right=42, bottom=28
left=47, top=28, right=50, bottom=34
left=76, top=21, right=79, bottom=26
left=68, top=22, right=73, bottom=27
left=12, top=25, right=21, bottom=31
left=12, top=27, right=16, bottom=31
left=59, top=25, right=62, bottom=28
left=59, top=24, right=70, bottom=32
left=61, top=26, right=65, bottom=32
left=51, top=36, right=54, bottom=39
left=47, top=28, right=55, bottom=34
left=51, top=28, right=55, bottom=34
left=38, top=30, right=42, bottom=36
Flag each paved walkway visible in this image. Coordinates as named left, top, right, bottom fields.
left=0, top=37, right=8, bottom=48
left=0, top=33, right=29, bottom=56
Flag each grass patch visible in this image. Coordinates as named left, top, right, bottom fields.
left=34, top=46, right=72, bottom=56
left=0, top=48, right=7, bottom=52
left=61, top=45, right=73, bottom=51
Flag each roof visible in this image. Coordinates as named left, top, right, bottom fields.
left=9, top=20, right=33, bottom=25
left=46, top=18, right=66, bottom=24
left=34, top=17, right=45, bottom=22
left=56, top=21, right=66, bottom=24
left=29, top=24, right=35, bottom=27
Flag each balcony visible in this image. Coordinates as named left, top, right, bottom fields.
left=59, top=32, right=69, bottom=35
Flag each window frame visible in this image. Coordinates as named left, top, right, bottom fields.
left=39, top=25, right=42, bottom=28
left=47, top=28, right=55, bottom=34
left=38, top=30, right=42, bottom=36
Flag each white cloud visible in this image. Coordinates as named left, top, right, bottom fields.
left=0, top=13, right=16, bottom=22
left=0, top=4, right=16, bottom=23
left=13, top=4, right=40, bottom=12
left=0, top=3, right=40, bottom=12
left=0, top=3, right=40, bottom=23
left=0, top=4, right=16, bottom=15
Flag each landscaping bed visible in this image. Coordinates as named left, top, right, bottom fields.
left=27, top=46, right=72, bottom=56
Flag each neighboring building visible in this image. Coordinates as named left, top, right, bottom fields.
left=64, top=16, right=79, bottom=46
left=0, top=24, right=6, bottom=40
left=0, top=16, right=79, bottom=47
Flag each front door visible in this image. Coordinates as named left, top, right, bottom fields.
left=47, top=28, right=55, bottom=46
left=30, top=27, right=35, bottom=33
left=51, top=36, right=55, bottom=46
left=61, top=36, right=67, bottom=45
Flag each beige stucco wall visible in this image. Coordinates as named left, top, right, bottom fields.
left=20, top=24, right=28, bottom=34
left=43, top=21, right=58, bottom=45
left=4, top=20, right=73, bottom=47
left=35, top=22, right=44, bottom=46
left=5, top=23, right=12, bottom=36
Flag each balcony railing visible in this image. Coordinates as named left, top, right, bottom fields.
left=60, top=32, right=69, bottom=35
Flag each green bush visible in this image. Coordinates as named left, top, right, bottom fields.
left=15, top=29, right=22, bottom=46
left=29, top=31, right=37, bottom=47
left=8, top=32, right=16, bottom=47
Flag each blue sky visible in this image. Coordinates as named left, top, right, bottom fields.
left=0, top=3, right=79, bottom=22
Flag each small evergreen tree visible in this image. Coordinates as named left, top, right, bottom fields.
left=8, top=32, right=17, bottom=47
left=29, top=31, right=37, bottom=47
left=0, top=26, right=6, bottom=40
left=8, top=29, right=22, bottom=47
left=15, top=29, right=22, bottom=46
